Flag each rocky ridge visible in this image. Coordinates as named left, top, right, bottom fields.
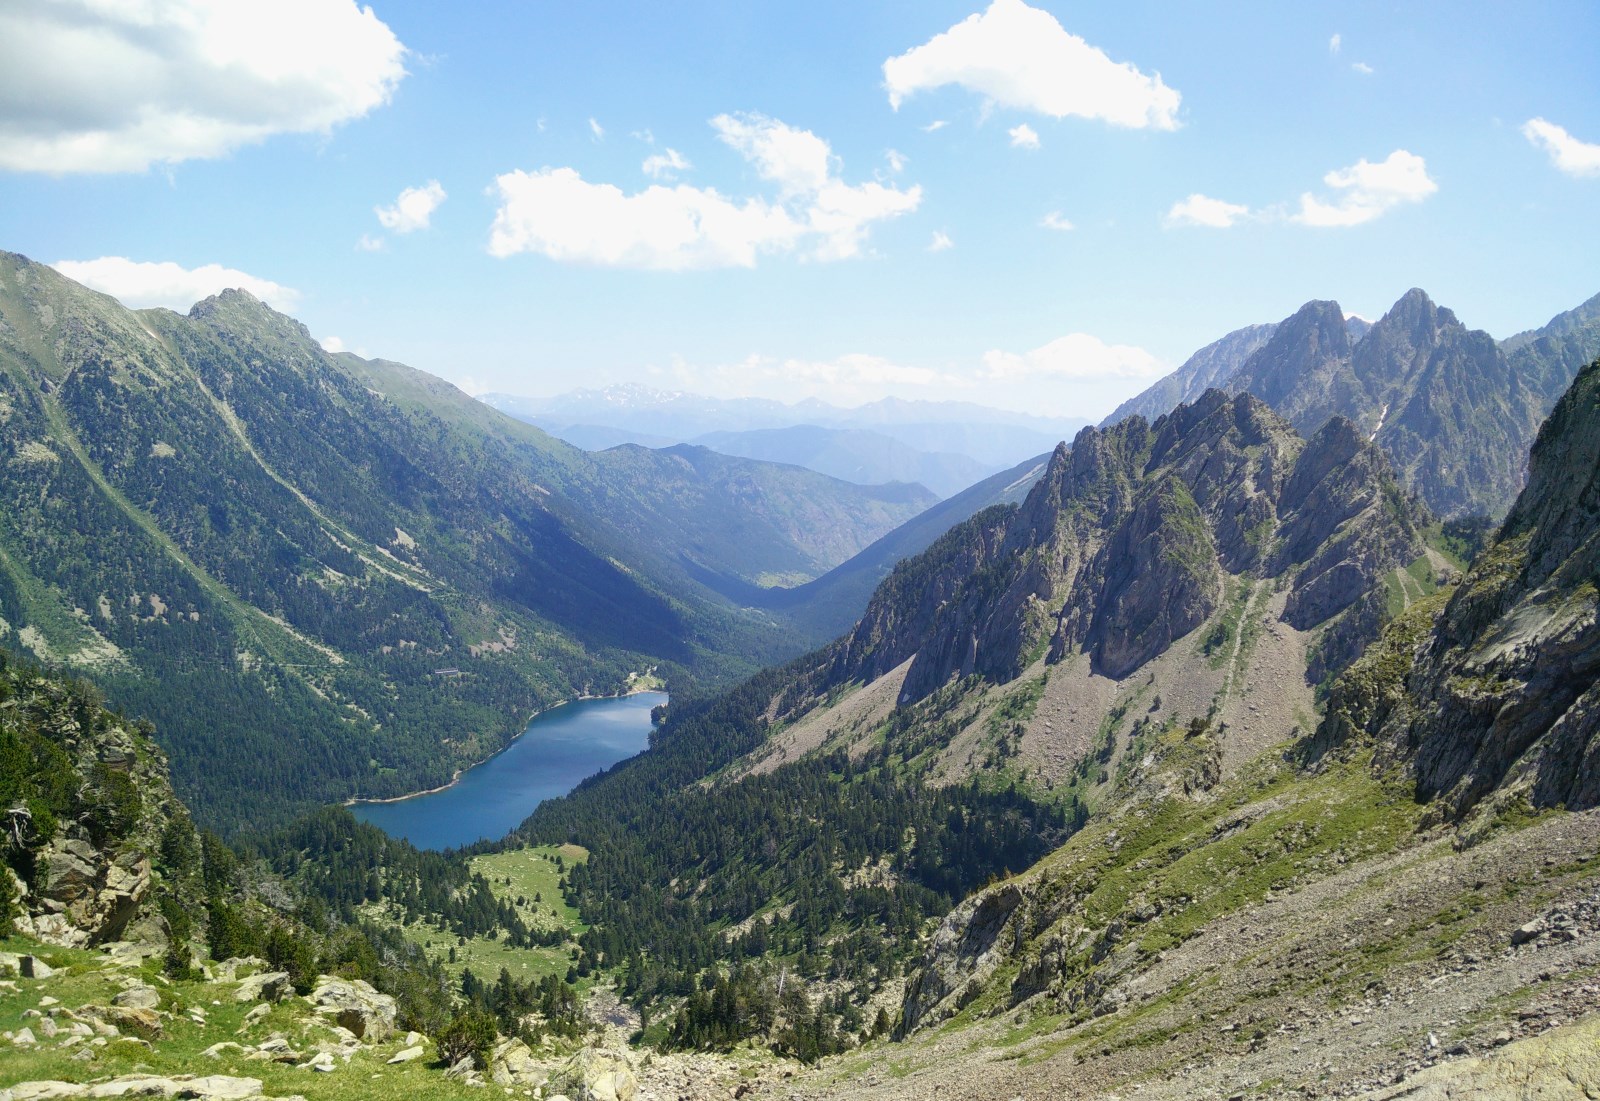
left=816, top=388, right=1424, bottom=710
left=1109, top=287, right=1600, bottom=520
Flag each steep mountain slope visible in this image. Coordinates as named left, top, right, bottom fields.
left=819, top=389, right=1426, bottom=711
left=1109, top=288, right=1600, bottom=521
left=780, top=358, right=1600, bottom=1101
left=1323, top=353, right=1600, bottom=821
left=1101, top=322, right=1278, bottom=427
left=1231, top=290, right=1542, bottom=521
left=0, top=252, right=923, bottom=829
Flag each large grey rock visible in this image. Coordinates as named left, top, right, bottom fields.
left=549, top=1049, right=639, bottom=1101
left=112, top=985, right=160, bottom=1010
left=232, top=972, right=292, bottom=1004
left=305, top=977, right=395, bottom=1041
left=489, top=1037, right=542, bottom=1085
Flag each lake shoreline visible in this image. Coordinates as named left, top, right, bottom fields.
left=342, top=684, right=664, bottom=809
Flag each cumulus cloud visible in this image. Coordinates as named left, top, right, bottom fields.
left=1292, top=149, right=1436, bottom=226
left=588, top=117, right=605, bottom=140
left=1164, top=193, right=1250, bottom=228
left=356, top=234, right=385, bottom=252
left=1351, top=61, right=1374, bottom=75
left=1040, top=211, right=1075, bottom=231
left=885, top=148, right=908, bottom=173
left=52, top=257, right=300, bottom=312
left=642, top=147, right=691, bottom=179
left=1329, top=33, right=1342, bottom=55
left=928, top=230, right=954, bottom=252
left=1523, top=118, right=1600, bottom=179
left=982, top=333, right=1163, bottom=381
left=1009, top=123, right=1040, bottom=149
left=0, top=0, right=405, bottom=173
left=884, top=0, right=1180, bottom=130
left=921, top=120, right=949, bottom=133
left=320, top=335, right=345, bottom=353
left=488, top=113, right=921, bottom=269
left=1164, top=151, right=1436, bottom=230
left=375, top=180, right=446, bottom=233
left=712, top=112, right=832, bottom=196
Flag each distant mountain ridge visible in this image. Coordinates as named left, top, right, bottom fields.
left=1108, top=287, right=1600, bottom=520
left=484, top=386, right=1087, bottom=498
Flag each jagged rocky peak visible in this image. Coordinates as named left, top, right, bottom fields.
left=1322, top=355, right=1600, bottom=819
left=825, top=388, right=1424, bottom=705
left=1232, top=299, right=1354, bottom=417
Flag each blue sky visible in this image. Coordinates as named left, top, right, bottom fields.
left=2, top=1, right=1597, bottom=419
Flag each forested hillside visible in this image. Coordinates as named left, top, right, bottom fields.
left=0, top=253, right=929, bottom=830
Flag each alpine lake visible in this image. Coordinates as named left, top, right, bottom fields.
left=350, top=691, right=666, bottom=850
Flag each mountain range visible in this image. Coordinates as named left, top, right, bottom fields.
left=6, top=242, right=1600, bottom=1099
left=1108, top=288, right=1600, bottom=521
left=484, top=386, right=1087, bottom=499
left=0, top=251, right=931, bottom=829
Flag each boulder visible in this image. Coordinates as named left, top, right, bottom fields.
left=82, top=1004, right=162, bottom=1039
left=549, top=1049, right=638, bottom=1101
left=386, top=1045, right=425, bottom=1065
left=232, top=972, right=292, bottom=1004
left=490, top=1037, right=543, bottom=1086
left=20, top=955, right=55, bottom=979
left=212, top=958, right=267, bottom=982
left=112, top=985, right=160, bottom=1010
left=302, top=1052, right=336, bottom=1073
left=305, top=977, right=395, bottom=1042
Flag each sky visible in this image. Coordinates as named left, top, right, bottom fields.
left=1, top=0, right=1598, bottom=421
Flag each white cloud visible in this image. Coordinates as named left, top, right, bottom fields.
left=642, top=148, right=691, bottom=179
left=488, top=113, right=921, bottom=269
left=921, top=120, right=949, bottom=133
left=1329, top=33, right=1342, bottom=55
left=928, top=231, right=954, bottom=252
left=1009, top=123, right=1041, bottom=150
left=1292, top=149, right=1436, bottom=226
left=884, top=0, right=1180, bottom=130
left=1040, top=211, right=1075, bottom=231
left=982, top=333, right=1163, bottom=381
left=588, top=117, right=605, bottom=140
left=1164, top=193, right=1250, bottom=228
left=356, top=234, right=385, bottom=252
left=52, top=257, right=300, bottom=312
left=672, top=352, right=968, bottom=406
left=1165, top=151, right=1435, bottom=230
left=375, top=180, right=446, bottom=234
left=0, top=0, right=405, bottom=173
left=1523, top=117, right=1600, bottom=179
left=712, top=112, right=832, bottom=196
left=885, top=148, right=908, bottom=173
left=1351, top=61, right=1374, bottom=75
left=320, top=335, right=345, bottom=353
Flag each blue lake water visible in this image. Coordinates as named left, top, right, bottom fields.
left=350, top=691, right=665, bottom=851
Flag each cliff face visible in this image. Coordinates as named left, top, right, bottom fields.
left=1, top=655, right=199, bottom=952
left=1322, top=355, right=1600, bottom=818
left=820, top=389, right=1425, bottom=707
